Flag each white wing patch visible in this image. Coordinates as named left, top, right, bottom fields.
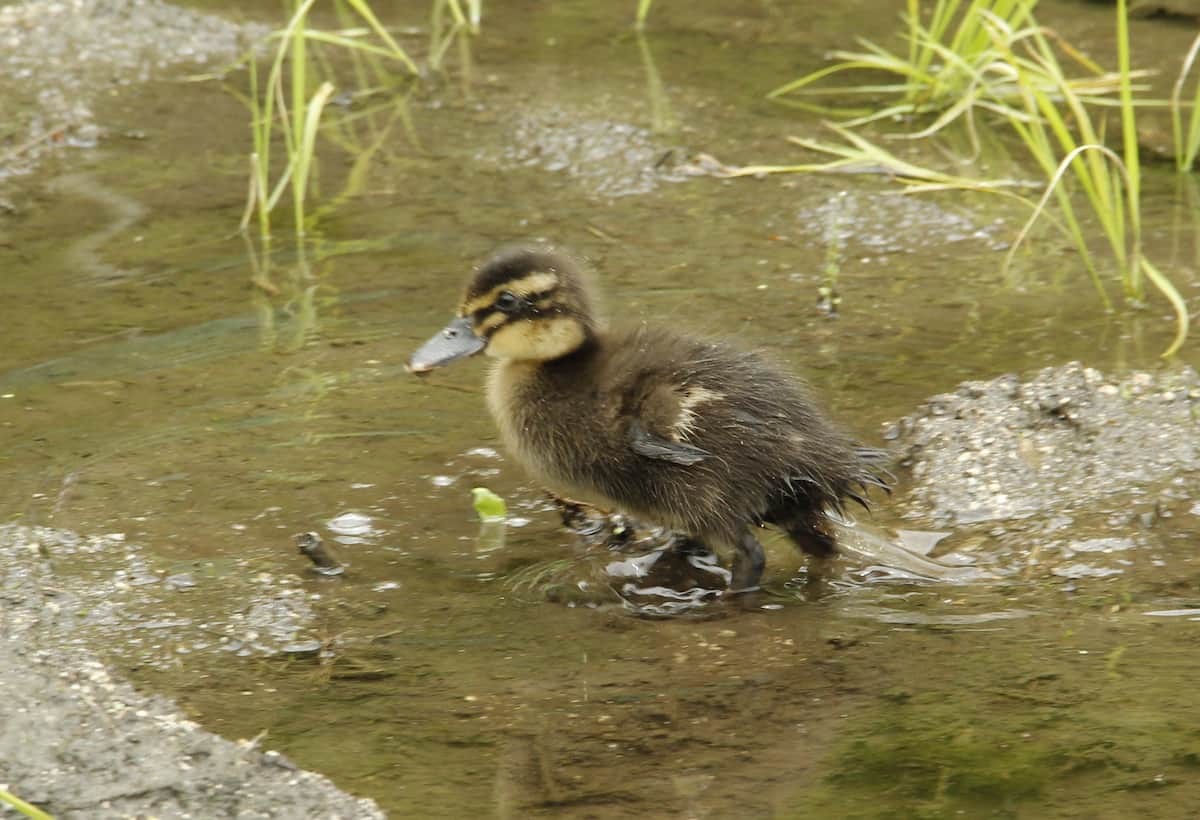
left=672, top=386, right=723, bottom=441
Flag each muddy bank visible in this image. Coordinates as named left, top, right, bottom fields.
left=888, top=361, right=1200, bottom=525
left=0, top=524, right=330, bottom=668
left=0, top=531, right=382, bottom=819
left=0, top=644, right=382, bottom=819
left=0, top=0, right=263, bottom=196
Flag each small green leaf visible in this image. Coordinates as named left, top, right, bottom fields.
left=471, top=487, right=507, bottom=522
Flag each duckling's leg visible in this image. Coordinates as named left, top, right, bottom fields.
left=670, top=535, right=708, bottom=556
left=729, top=529, right=766, bottom=593
left=776, top=509, right=841, bottom=590
left=779, top=508, right=837, bottom=558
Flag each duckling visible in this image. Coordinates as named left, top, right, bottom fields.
left=408, top=246, right=890, bottom=592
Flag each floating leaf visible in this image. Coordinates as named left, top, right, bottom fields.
left=471, top=487, right=507, bottom=522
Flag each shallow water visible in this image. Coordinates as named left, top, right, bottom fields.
left=2, top=0, right=1200, bottom=817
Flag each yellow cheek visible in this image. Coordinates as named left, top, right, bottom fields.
left=485, top=318, right=585, bottom=361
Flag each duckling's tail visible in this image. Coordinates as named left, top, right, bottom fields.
left=855, top=446, right=891, bottom=466
left=845, top=446, right=894, bottom=510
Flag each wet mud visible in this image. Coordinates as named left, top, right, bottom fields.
left=0, top=531, right=382, bottom=818
left=891, top=362, right=1200, bottom=524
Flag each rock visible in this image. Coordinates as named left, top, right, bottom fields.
left=889, top=362, right=1200, bottom=524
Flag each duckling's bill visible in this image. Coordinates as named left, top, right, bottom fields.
left=407, top=316, right=485, bottom=374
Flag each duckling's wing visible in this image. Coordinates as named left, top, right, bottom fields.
left=628, top=420, right=711, bottom=466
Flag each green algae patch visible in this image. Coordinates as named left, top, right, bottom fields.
left=787, top=622, right=1200, bottom=819
left=823, top=694, right=1054, bottom=816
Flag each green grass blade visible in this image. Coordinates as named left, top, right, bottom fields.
left=466, top=0, right=482, bottom=32
left=1170, top=33, right=1200, bottom=171
left=292, top=81, right=336, bottom=236
left=343, top=0, right=420, bottom=74
left=1003, top=144, right=1121, bottom=308
left=0, top=788, right=53, bottom=820
left=635, top=0, right=653, bottom=29
left=1116, top=0, right=1140, bottom=295
left=1140, top=258, right=1189, bottom=357
left=768, top=58, right=917, bottom=99
left=301, top=30, right=417, bottom=61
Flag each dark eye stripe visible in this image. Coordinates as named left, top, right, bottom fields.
left=476, top=287, right=556, bottom=316
left=469, top=285, right=562, bottom=337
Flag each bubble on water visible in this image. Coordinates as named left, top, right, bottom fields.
left=326, top=512, right=378, bottom=544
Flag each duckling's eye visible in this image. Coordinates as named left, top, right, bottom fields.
left=494, top=291, right=521, bottom=313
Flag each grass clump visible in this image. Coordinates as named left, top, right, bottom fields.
left=242, top=0, right=421, bottom=241
left=753, top=0, right=1191, bottom=357
left=1000, top=0, right=1187, bottom=356
left=238, top=0, right=484, bottom=243
left=767, top=0, right=1127, bottom=131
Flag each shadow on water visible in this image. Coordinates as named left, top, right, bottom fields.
left=2, top=0, right=1200, bottom=817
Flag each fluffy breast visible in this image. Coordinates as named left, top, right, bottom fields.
left=486, top=359, right=538, bottom=469
left=485, top=358, right=617, bottom=505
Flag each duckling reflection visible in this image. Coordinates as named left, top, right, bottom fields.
left=409, top=245, right=890, bottom=593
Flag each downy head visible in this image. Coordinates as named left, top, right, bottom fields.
left=408, top=246, right=597, bottom=373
